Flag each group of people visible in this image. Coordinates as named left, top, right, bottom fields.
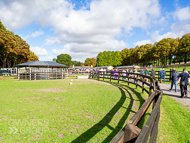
left=169, top=68, right=189, bottom=98
left=94, top=67, right=189, bottom=99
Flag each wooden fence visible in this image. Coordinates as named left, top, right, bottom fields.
left=90, top=71, right=162, bottom=143
left=0, top=73, right=17, bottom=81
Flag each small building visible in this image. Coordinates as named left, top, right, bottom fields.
left=16, top=61, right=68, bottom=80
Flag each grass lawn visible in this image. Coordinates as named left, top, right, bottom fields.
left=0, top=78, right=190, bottom=142
left=98, top=78, right=190, bottom=143
left=151, top=65, right=190, bottom=72
left=0, top=79, right=148, bottom=143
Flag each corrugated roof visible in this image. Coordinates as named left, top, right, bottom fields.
left=16, top=61, right=68, bottom=68
left=95, top=66, right=113, bottom=69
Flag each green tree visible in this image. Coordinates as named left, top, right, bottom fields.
left=57, top=54, right=72, bottom=66
left=28, top=51, right=39, bottom=62
left=53, top=58, right=57, bottom=62
left=178, top=33, right=190, bottom=64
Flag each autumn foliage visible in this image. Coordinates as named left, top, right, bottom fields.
left=0, top=20, right=38, bottom=68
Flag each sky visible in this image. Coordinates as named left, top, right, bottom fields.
left=0, top=0, right=190, bottom=62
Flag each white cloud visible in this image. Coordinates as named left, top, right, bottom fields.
left=30, top=46, right=48, bottom=56
left=134, top=21, right=190, bottom=46
left=0, top=0, right=162, bottom=61
left=31, top=29, right=44, bottom=37
left=133, top=40, right=152, bottom=46
left=174, top=7, right=190, bottom=21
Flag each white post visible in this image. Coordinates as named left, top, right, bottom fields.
left=10, top=68, right=12, bottom=76
left=56, top=69, right=57, bottom=79
left=62, top=68, right=63, bottom=79
left=30, top=67, right=31, bottom=80
left=18, top=69, right=20, bottom=79
left=67, top=69, right=68, bottom=79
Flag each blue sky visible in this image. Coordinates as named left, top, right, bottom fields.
left=0, top=0, right=190, bottom=62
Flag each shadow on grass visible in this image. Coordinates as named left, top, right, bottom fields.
left=119, top=81, right=151, bottom=129
left=71, top=80, right=134, bottom=143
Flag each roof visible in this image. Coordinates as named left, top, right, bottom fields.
left=95, top=66, right=113, bottom=69
left=116, top=65, right=141, bottom=69
left=16, top=61, right=68, bottom=68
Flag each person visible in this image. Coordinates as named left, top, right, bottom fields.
left=177, top=68, right=189, bottom=98
left=129, top=69, right=133, bottom=77
left=159, top=69, right=164, bottom=83
left=144, top=68, right=150, bottom=82
left=133, top=69, right=138, bottom=83
left=126, top=69, right=129, bottom=77
left=169, top=70, right=179, bottom=92
left=100, top=68, right=103, bottom=77
left=122, top=69, right=126, bottom=80
left=140, top=69, right=144, bottom=80
left=114, top=69, right=119, bottom=79
left=163, top=69, right=166, bottom=83
left=111, top=69, right=114, bottom=79
left=150, top=69, right=155, bottom=79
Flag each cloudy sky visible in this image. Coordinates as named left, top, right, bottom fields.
left=0, top=0, right=190, bottom=62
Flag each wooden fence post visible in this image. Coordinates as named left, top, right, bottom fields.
left=124, top=123, right=141, bottom=143
left=128, top=74, right=129, bottom=86
left=103, top=70, right=104, bottom=81
left=98, top=71, right=99, bottom=80
left=142, top=77, right=145, bottom=93
left=136, top=75, right=139, bottom=89
left=118, top=71, right=120, bottom=84
left=149, top=80, right=152, bottom=96
left=110, top=71, right=111, bottom=82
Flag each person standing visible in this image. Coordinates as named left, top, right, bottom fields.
left=169, top=70, right=179, bottom=92
left=126, top=69, right=129, bottom=77
left=150, top=69, right=156, bottom=79
left=159, top=69, right=164, bottom=83
left=122, top=69, right=126, bottom=80
left=177, top=68, right=189, bottom=98
left=144, top=68, right=150, bottom=82
left=140, top=69, right=144, bottom=80
left=163, top=69, right=166, bottom=83
left=133, top=69, right=138, bottom=83
left=129, top=69, right=133, bottom=77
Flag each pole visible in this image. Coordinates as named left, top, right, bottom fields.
left=30, top=67, right=31, bottom=80
left=18, top=69, right=20, bottom=80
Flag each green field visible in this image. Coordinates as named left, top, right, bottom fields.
left=0, top=79, right=190, bottom=142
left=0, top=79, right=148, bottom=142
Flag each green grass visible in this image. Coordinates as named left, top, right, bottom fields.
left=151, top=65, right=190, bottom=72
left=0, top=79, right=148, bottom=143
left=158, top=94, right=190, bottom=143
left=0, top=78, right=190, bottom=142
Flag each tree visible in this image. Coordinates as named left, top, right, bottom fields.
left=178, top=33, right=190, bottom=64
left=53, top=58, right=57, bottom=62
left=121, top=48, right=131, bottom=65
left=84, top=58, right=94, bottom=66
left=96, top=52, right=104, bottom=66
left=0, top=20, right=31, bottom=68
left=56, top=54, right=72, bottom=66
left=28, top=51, right=39, bottom=62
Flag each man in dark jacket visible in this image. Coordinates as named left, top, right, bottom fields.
left=150, top=69, right=155, bottom=79
left=177, top=68, right=189, bottom=98
left=159, top=69, right=164, bottom=83
left=169, top=70, right=179, bottom=92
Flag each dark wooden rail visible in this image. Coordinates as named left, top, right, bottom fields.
left=90, top=71, right=162, bottom=143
